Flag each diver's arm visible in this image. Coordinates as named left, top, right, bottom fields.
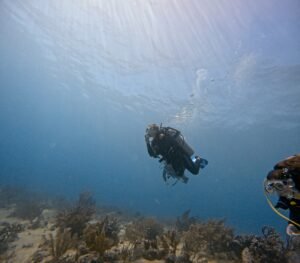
left=147, top=142, right=158, bottom=157
left=183, top=154, right=200, bottom=175
left=145, top=135, right=158, bottom=158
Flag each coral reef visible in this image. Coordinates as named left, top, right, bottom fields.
left=175, top=209, right=199, bottom=232
left=159, top=229, right=183, bottom=262
left=160, top=229, right=180, bottom=255
left=240, top=226, right=287, bottom=263
left=10, top=198, right=45, bottom=221
left=116, top=243, right=136, bottom=262
left=55, top=192, right=96, bottom=237
left=1, top=187, right=299, bottom=263
left=83, top=216, right=119, bottom=258
left=183, top=219, right=236, bottom=260
left=45, top=228, right=77, bottom=262
left=125, top=217, right=164, bottom=243
left=124, top=217, right=165, bottom=261
left=0, top=222, right=24, bottom=254
left=0, top=185, right=50, bottom=222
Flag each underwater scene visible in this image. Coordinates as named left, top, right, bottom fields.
left=0, top=0, right=300, bottom=262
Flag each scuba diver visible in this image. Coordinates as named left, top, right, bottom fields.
left=264, top=154, right=300, bottom=244
left=145, top=123, right=208, bottom=184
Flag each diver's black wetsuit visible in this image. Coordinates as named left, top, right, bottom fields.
left=146, top=128, right=200, bottom=177
left=275, top=197, right=300, bottom=228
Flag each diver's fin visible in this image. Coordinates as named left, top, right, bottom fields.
left=199, top=158, right=208, bottom=169
left=181, top=175, right=189, bottom=184
left=162, top=169, right=167, bottom=182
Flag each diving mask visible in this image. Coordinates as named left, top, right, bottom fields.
left=264, top=178, right=296, bottom=198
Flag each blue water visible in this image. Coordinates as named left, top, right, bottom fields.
left=0, top=0, right=299, bottom=235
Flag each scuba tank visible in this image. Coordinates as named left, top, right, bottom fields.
left=162, top=126, right=194, bottom=156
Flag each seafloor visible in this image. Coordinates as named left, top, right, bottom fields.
left=0, top=185, right=299, bottom=263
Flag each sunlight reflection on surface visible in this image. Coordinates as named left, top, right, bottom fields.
left=2, top=0, right=299, bottom=129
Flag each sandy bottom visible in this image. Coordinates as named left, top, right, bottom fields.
left=0, top=208, right=53, bottom=263
left=1, top=208, right=164, bottom=263
left=0, top=207, right=230, bottom=263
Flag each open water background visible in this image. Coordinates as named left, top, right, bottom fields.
left=0, top=0, right=300, bottom=234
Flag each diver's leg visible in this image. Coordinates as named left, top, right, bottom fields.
left=181, top=174, right=189, bottom=183
left=183, top=155, right=200, bottom=175
left=199, top=157, right=208, bottom=168
left=286, top=223, right=300, bottom=250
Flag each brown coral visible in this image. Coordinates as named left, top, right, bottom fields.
left=125, top=217, right=164, bottom=243
left=175, top=209, right=199, bottom=232
left=55, top=192, right=96, bottom=237
left=46, top=228, right=77, bottom=262
left=83, top=216, right=119, bottom=257
left=242, top=226, right=287, bottom=263
left=160, top=229, right=180, bottom=255
left=182, top=219, right=235, bottom=260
